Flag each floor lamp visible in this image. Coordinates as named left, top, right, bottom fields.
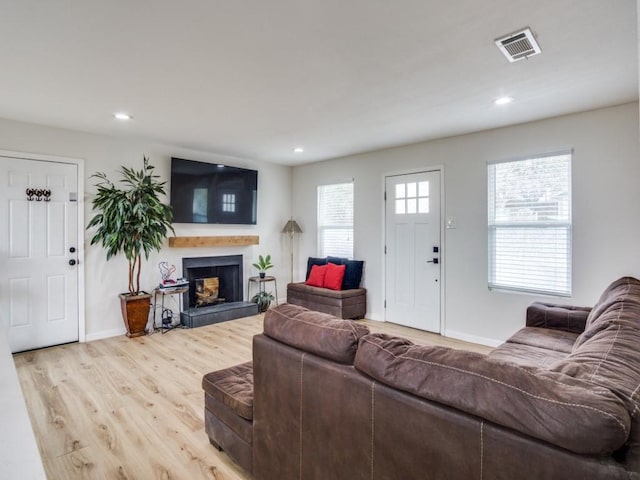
left=282, top=219, right=303, bottom=283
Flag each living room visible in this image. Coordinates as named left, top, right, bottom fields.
left=1, top=1, right=639, bottom=479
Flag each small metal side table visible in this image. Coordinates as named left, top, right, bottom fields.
left=152, top=286, right=188, bottom=333
left=247, top=276, right=279, bottom=305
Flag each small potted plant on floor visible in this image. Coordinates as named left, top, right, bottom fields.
left=251, top=290, right=275, bottom=313
left=87, top=156, right=175, bottom=337
left=252, top=254, right=274, bottom=279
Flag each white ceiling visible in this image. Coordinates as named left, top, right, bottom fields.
left=0, top=1, right=637, bottom=166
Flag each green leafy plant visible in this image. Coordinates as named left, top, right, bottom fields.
left=87, top=156, right=175, bottom=295
left=251, top=290, right=275, bottom=312
left=252, top=254, right=274, bottom=274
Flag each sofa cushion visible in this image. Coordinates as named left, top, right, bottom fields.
left=355, top=333, right=630, bottom=455
left=264, top=303, right=369, bottom=364
left=202, top=362, right=254, bottom=421
left=550, top=280, right=640, bottom=423
left=577, top=276, right=640, bottom=349
left=306, top=264, right=327, bottom=287
left=327, top=256, right=364, bottom=290
left=506, top=327, right=579, bottom=354
left=552, top=325, right=640, bottom=411
left=488, top=342, right=569, bottom=368
left=324, top=263, right=346, bottom=290
left=305, top=257, right=328, bottom=280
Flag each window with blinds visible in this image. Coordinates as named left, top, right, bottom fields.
left=488, top=152, right=572, bottom=296
left=317, top=182, right=354, bottom=258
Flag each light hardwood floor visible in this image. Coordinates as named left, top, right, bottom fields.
left=14, top=315, right=491, bottom=480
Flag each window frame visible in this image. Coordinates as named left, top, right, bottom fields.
left=317, top=181, right=354, bottom=259
left=487, top=151, right=572, bottom=297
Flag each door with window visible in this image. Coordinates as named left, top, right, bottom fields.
left=385, top=171, right=441, bottom=332
left=0, top=156, right=79, bottom=352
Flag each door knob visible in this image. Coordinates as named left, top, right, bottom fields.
left=427, top=258, right=439, bottom=264
left=69, top=259, right=77, bottom=266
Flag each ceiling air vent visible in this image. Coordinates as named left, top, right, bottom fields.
left=495, top=27, right=541, bottom=63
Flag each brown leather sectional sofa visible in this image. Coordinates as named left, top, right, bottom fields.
left=203, top=277, right=640, bottom=479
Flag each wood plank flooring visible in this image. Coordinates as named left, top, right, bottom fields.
left=14, top=315, right=491, bottom=480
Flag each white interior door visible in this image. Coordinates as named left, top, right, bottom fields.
left=0, top=156, right=79, bottom=352
left=385, top=170, right=441, bottom=332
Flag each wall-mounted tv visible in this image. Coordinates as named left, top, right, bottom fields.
left=170, top=158, right=258, bottom=224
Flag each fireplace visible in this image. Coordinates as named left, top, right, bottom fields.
left=181, top=255, right=258, bottom=328
left=183, top=255, right=242, bottom=308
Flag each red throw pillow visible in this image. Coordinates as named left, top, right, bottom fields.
left=324, top=262, right=346, bottom=290
left=306, top=264, right=327, bottom=287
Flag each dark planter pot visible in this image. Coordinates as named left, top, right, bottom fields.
left=119, top=292, right=151, bottom=337
left=257, top=300, right=271, bottom=313
left=259, top=272, right=266, bottom=279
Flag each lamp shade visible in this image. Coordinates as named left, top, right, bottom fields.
left=281, top=219, right=303, bottom=234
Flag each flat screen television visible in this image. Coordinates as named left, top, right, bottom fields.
left=170, top=158, right=258, bottom=224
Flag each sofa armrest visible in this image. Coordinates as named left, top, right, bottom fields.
left=526, top=302, right=591, bottom=334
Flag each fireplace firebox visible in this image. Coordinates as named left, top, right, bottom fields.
left=181, top=255, right=258, bottom=328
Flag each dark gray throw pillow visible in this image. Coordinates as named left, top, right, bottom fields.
left=306, top=257, right=328, bottom=280
left=327, top=256, right=364, bottom=290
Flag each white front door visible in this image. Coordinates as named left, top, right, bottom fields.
left=385, top=170, right=441, bottom=332
left=0, top=156, right=79, bottom=352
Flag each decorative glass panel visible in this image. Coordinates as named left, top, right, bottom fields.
left=418, top=198, right=429, bottom=213
left=395, top=184, right=405, bottom=199
left=407, top=198, right=417, bottom=214
left=396, top=199, right=406, bottom=214
left=418, top=181, right=429, bottom=197
left=407, top=182, right=417, bottom=198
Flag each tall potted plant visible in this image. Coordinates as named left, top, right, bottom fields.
left=87, top=156, right=175, bottom=337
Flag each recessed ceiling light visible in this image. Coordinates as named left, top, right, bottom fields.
left=494, top=96, right=514, bottom=106
left=293, top=147, right=304, bottom=153
left=114, top=112, right=132, bottom=120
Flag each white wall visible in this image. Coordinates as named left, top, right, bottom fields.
left=292, top=102, right=640, bottom=345
left=2, top=103, right=637, bottom=345
left=0, top=117, right=292, bottom=340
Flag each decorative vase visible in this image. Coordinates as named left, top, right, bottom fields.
left=119, top=292, right=152, bottom=337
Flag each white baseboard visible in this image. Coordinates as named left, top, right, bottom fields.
left=444, top=329, right=503, bottom=348
left=84, top=327, right=126, bottom=342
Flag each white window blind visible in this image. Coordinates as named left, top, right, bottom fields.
left=317, top=182, right=354, bottom=258
left=488, top=152, right=572, bottom=296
